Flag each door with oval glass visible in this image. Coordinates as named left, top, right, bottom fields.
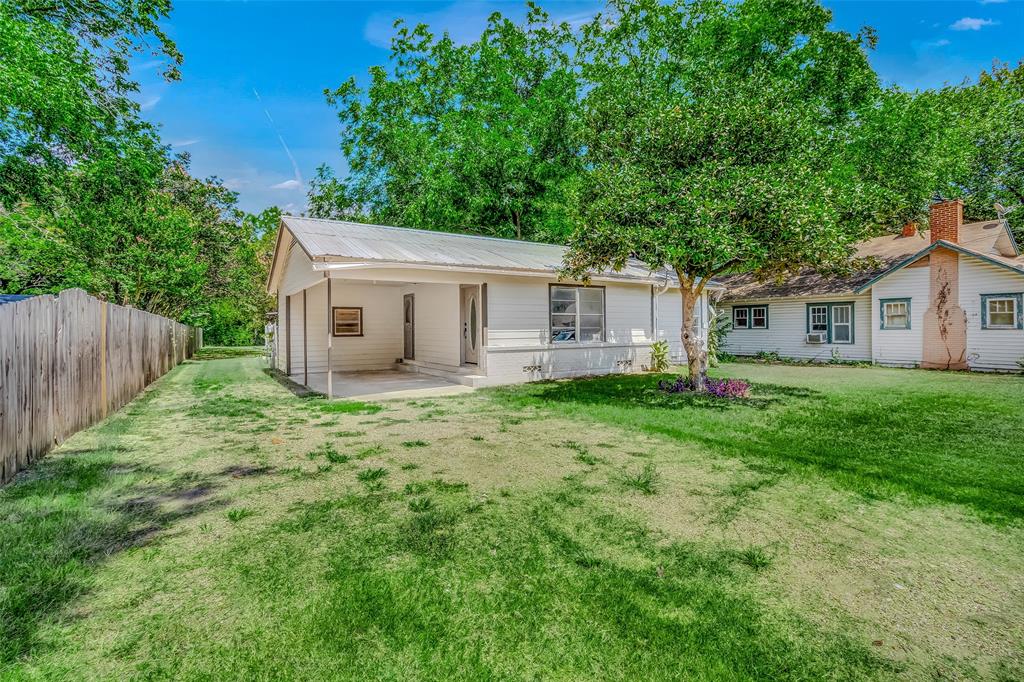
left=461, top=286, right=479, bottom=364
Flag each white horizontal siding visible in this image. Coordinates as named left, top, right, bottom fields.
left=722, top=294, right=872, bottom=362
left=960, top=255, right=1024, bottom=371
left=486, top=277, right=654, bottom=348
left=870, top=265, right=929, bottom=367
left=280, top=244, right=322, bottom=297
left=288, top=281, right=403, bottom=375
left=402, top=283, right=461, bottom=367
left=481, top=278, right=705, bottom=382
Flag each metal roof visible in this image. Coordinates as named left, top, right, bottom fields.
left=280, top=215, right=689, bottom=285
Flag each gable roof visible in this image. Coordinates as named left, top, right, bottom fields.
left=268, top=216, right=717, bottom=291
left=719, top=219, right=1023, bottom=301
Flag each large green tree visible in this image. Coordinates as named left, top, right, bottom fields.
left=0, top=0, right=181, bottom=203
left=0, top=0, right=276, bottom=345
left=954, top=62, right=1024, bottom=235
left=322, top=3, right=582, bottom=241
left=563, top=0, right=881, bottom=388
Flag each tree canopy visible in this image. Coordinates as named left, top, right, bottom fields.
left=0, top=0, right=275, bottom=344
left=324, top=2, right=583, bottom=241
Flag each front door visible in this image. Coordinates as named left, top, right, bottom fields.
left=403, top=294, right=415, bottom=360
left=461, top=286, right=479, bottom=364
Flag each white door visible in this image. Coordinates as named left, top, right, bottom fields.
left=462, top=287, right=479, bottom=364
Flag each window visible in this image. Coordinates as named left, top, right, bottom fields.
left=550, top=285, right=604, bottom=343
left=732, top=305, right=768, bottom=330
left=332, top=307, right=363, bottom=336
left=808, top=305, right=828, bottom=333
left=981, top=293, right=1023, bottom=330
left=880, top=298, right=911, bottom=330
left=831, top=304, right=852, bottom=343
left=806, top=302, right=855, bottom=344
left=733, top=307, right=749, bottom=329
left=751, top=306, right=768, bottom=329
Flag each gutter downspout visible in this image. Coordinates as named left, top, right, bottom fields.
left=652, top=275, right=672, bottom=347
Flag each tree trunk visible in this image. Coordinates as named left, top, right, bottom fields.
left=678, top=277, right=708, bottom=391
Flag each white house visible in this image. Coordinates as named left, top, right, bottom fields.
left=717, top=199, right=1024, bottom=371
left=265, top=216, right=718, bottom=396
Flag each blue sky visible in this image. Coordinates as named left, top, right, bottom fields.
left=135, top=0, right=1024, bottom=214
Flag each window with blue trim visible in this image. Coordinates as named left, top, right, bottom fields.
left=732, top=305, right=768, bottom=329
left=981, top=293, right=1023, bottom=330
left=806, top=302, right=855, bottom=344
left=880, top=298, right=911, bottom=330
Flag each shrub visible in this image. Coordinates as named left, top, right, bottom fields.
left=707, top=309, right=732, bottom=367
left=649, top=340, right=670, bottom=372
left=658, top=376, right=750, bottom=399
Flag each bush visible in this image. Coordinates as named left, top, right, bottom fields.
left=658, top=375, right=750, bottom=399
left=649, top=340, right=670, bottom=372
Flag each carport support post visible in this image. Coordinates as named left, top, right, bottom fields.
left=325, top=275, right=333, bottom=399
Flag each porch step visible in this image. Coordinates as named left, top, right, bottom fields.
left=396, top=360, right=487, bottom=387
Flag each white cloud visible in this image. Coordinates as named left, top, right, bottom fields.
left=950, top=17, right=997, bottom=31
left=223, top=178, right=248, bottom=191
left=271, top=179, right=302, bottom=190
left=978, top=0, right=1007, bottom=5
left=927, top=38, right=951, bottom=48
left=140, top=95, right=161, bottom=111
left=170, top=138, right=200, bottom=148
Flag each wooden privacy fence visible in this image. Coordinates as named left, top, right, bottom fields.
left=0, top=288, right=202, bottom=484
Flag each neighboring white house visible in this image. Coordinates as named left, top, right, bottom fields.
left=717, top=199, right=1024, bottom=372
left=265, top=216, right=719, bottom=395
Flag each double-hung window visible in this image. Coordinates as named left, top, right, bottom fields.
left=806, top=302, right=854, bottom=344
left=732, top=305, right=767, bottom=329
left=981, top=293, right=1023, bottom=330
left=879, top=298, right=911, bottom=330
left=808, top=305, right=829, bottom=334
left=550, top=285, right=605, bottom=343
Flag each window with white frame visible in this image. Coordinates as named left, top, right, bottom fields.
left=981, top=294, right=1022, bottom=330
left=732, top=305, right=767, bottom=329
left=831, top=304, right=852, bottom=343
left=733, top=307, right=749, bottom=329
left=880, top=298, right=910, bottom=330
left=750, top=306, right=767, bottom=329
left=733, top=306, right=749, bottom=329
left=807, top=302, right=854, bottom=344
left=550, top=285, right=605, bottom=343
left=808, top=305, right=828, bottom=333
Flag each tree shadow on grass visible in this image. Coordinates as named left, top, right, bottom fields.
left=500, top=374, right=821, bottom=412
left=0, top=448, right=245, bottom=668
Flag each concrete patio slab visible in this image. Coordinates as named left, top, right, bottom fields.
left=294, top=369, right=475, bottom=401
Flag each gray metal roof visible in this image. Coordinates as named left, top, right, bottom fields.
left=281, top=215, right=684, bottom=284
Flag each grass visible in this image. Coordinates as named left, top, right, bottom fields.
left=495, top=364, right=1024, bottom=523
left=0, top=357, right=1022, bottom=679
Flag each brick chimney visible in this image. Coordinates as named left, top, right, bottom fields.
left=929, top=198, right=963, bottom=244
left=901, top=221, right=918, bottom=238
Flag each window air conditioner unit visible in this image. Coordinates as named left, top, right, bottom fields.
left=805, top=332, right=827, bottom=344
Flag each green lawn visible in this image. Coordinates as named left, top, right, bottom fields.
left=1, top=358, right=1022, bottom=680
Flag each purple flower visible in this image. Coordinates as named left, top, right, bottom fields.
left=659, top=376, right=750, bottom=399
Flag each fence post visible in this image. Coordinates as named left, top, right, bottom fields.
left=100, top=301, right=108, bottom=418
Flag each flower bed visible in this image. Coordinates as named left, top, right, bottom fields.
left=658, top=376, right=750, bottom=399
